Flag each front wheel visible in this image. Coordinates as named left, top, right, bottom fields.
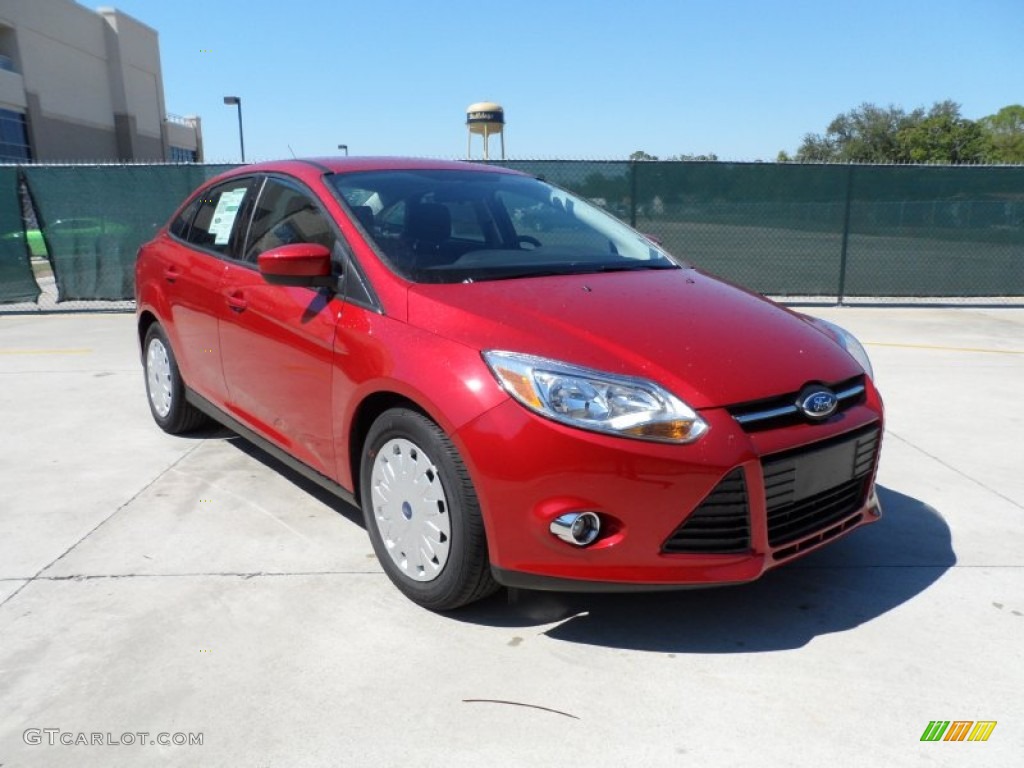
left=360, top=408, right=498, bottom=610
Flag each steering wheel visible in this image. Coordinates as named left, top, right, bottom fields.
left=518, top=235, right=542, bottom=249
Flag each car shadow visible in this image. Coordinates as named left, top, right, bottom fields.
left=200, top=433, right=954, bottom=651
left=453, top=485, right=955, bottom=653
left=224, top=434, right=367, bottom=530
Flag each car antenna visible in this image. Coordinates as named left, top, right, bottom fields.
left=287, top=144, right=297, bottom=158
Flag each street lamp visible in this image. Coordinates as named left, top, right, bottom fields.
left=223, top=96, right=245, bottom=162
left=338, top=144, right=348, bottom=156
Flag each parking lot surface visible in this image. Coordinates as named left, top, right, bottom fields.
left=1, top=307, right=1021, bottom=767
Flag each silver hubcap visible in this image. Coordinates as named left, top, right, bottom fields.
left=146, top=338, right=173, bottom=418
left=370, top=438, right=451, bottom=582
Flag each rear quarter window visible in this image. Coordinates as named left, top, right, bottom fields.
left=169, top=198, right=200, bottom=240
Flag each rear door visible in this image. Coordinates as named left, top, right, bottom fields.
left=218, top=175, right=341, bottom=476
left=161, top=177, right=255, bottom=404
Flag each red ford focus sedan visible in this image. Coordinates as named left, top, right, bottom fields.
left=136, top=157, right=883, bottom=610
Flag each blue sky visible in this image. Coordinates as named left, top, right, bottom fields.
left=106, top=0, right=1024, bottom=163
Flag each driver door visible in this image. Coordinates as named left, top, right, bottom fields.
left=217, top=176, right=341, bottom=476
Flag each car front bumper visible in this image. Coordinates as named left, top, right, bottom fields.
left=453, top=387, right=884, bottom=590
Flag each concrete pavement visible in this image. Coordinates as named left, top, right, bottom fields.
left=0, top=308, right=1021, bottom=767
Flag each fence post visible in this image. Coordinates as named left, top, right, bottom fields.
left=629, top=161, right=637, bottom=228
left=836, top=164, right=855, bottom=305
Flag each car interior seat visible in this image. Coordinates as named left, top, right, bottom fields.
left=404, top=203, right=451, bottom=253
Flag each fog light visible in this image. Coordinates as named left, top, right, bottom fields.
left=549, top=511, right=601, bottom=546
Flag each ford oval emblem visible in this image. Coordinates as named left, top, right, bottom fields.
left=798, top=387, right=838, bottom=420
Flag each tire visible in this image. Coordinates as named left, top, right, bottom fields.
left=142, top=323, right=209, bottom=434
left=360, top=408, right=498, bottom=611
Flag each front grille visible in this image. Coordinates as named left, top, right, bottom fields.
left=772, top=513, right=864, bottom=561
left=662, top=469, right=750, bottom=554
left=727, top=376, right=866, bottom=431
left=764, top=425, right=881, bottom=548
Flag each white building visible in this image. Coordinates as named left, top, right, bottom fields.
left=0, top=0, right=202, bottom=162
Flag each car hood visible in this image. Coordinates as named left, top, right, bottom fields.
left=406, top=268, right=863, bottom=409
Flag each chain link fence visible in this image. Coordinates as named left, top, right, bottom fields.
left=494, top=160, right=1024, bottom=301
left=2, top=160, right=1022, bottom=311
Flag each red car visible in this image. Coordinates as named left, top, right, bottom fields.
left=136, top=157, right=883, bottom=610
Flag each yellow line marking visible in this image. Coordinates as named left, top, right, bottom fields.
left=0, top=348, right=93, bottom=355
left=0, top=313, right=128, bottom=320
left=865, top=341, right=1023, bottom=355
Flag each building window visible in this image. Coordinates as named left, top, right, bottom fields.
left=0, top=108, right=31, bottom=162
left=170, top=146, right=198, bottom=163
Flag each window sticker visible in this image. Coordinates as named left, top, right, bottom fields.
left=209, top=187, right=247, bottom=245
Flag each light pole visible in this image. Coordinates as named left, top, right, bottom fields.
left=338, top=144, right=348, bottom=156
left=223, top=96, right=245, bottom=162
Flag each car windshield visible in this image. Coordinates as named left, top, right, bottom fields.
left=328, top=169, right=682, bottom=283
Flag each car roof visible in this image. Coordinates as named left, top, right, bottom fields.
left=215, top=156, right=527, bottom=181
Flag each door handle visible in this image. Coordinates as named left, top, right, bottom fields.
left=163, top=266, right=181, bottom=282
left=225, top=291, right=248, bottom=312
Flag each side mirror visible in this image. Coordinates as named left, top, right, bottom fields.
left=257, top=243, right=335, bottom=287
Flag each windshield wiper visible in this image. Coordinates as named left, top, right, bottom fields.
left=588, top=263, right=679, bottom=273
left=472, top=269, right=572, bottom=282
left=471, top=262, right=679, bottom=283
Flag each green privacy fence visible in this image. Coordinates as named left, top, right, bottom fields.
left=1, top=160, right=1022, bottom=305
left=0, top=167, right=40, bottom=304
left=495, top=161, right=1024, bottom=299
left=0, top=164, right=237, bottom=305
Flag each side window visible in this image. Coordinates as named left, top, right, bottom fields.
left=184, top=179, right=253, bottom=256
left=243, top=178, right=336, bottom=263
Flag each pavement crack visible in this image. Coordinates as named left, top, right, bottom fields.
left=0, top=443, right=204, bottom=608
left=886, top=429, right=1023, bottom=512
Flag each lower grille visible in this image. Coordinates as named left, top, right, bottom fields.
left=764, top=425, right=881, bottom=548
left=773, top=513, right=864, bottom=561
left=767, top=477, right=867, bottom=547
left=662, top=469, right=750, bottom=554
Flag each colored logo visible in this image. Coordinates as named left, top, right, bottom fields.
left=797, top=386, right=838, bottom=420
left=920, top=721, right=997, bottom=742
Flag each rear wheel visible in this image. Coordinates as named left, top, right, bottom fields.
left=361, top=408, right=498, bottom=610
left=143, top=323, right=209, bottom=434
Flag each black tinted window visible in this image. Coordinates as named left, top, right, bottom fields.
left=169, top=198, right=200, bottom=239
left=327, top=170, right=678, bottom=284
left=184, top=179, right=253, bottom=256
left=244, top=178, right=336, bottom=263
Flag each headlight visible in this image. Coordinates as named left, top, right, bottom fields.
left=482, top=351, right=708, bottom=443
left=808, top=317, right=874, bottom=380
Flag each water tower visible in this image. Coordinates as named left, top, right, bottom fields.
left=466, top=102, right=505, bottom=160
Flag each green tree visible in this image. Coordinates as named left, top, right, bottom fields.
left=667, top=152, right=719, bottom=161
left=793, top=101, right=987, bottom=164
left=794, top=132, right=839, bottom=162
left=629, top=150, right=659, bottom=161
left=796, top=103, right=907, bottom=162
left=894, top=101, right=989, bottom=163
left=978, top=105, right=1024, bottom=163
